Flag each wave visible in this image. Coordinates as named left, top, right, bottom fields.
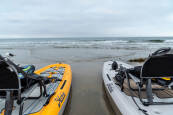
left=164, top=40, right=173, bottom=43
left=145, top=40, right=165, bottom=43
left=0, top=39, right=173, bottom=49
left=144, top=39, right=173, bottom=43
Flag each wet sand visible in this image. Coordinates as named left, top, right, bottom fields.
left=0, top=46, right=150, bottom=115
left=64, top=61, right=115, bottom=115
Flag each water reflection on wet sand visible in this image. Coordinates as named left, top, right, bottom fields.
left=64, top=61, right=115, bottom=115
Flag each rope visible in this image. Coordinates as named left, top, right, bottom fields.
left=124, top=71, right=148, bottom=115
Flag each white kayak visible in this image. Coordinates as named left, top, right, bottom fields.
left=102, top=61, right=173, bottom=115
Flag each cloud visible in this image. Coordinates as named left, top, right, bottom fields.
left=0, top=0, right=173, bottom=37
left=166, top=14, right=173, bottom=22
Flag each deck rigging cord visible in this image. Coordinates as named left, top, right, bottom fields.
left=124, top=70, right=148, bottom=115
left=114, top=66, right=149, bottom=115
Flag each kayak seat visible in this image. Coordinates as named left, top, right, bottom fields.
left=0, top=61, right=20, bottom=90
left=129, top=66, right=173, bottom=86
left=127, top=47, right=173, bottom=105
left=141, top=55, right=173, bottom=78
left=0, top=54, right=56, bottom=114
left=0, top=64, right=39, bottom=97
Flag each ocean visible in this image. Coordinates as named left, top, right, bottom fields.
left=0, top=37, right=173, bottom=49
left=1, top=37, right=172, bottom=64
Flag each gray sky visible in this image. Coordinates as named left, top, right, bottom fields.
left=0, top=0, right=173, bottom=38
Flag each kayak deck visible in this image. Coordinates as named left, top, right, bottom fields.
left=123, top=79, right=173, bottom=99
left=103, top=61, right=173, bottom=115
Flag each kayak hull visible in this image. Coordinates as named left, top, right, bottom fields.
left=102, top=61, right=173, bottom=115
left=102, top=61, right=140, bottom=115
left=103, top=81, right=122, bottom=115
left=30, top=63, right=72, bottom=115
left=0, top=63, right=72, bottom=115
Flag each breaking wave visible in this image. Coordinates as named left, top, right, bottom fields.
left=0, top=38, right=172, bottom=49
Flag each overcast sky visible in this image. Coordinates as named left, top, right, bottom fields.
left=0, top=0, right=173, bottom=38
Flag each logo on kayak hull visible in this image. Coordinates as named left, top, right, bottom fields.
left=55, top=92, right=66, bottom=108
left=107, top=83, right=113, bottom=93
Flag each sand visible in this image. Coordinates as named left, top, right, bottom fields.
left=64, top=61, right=114, bottom=115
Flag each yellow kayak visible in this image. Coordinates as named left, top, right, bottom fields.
left=0, top=63, right=72, bottom=115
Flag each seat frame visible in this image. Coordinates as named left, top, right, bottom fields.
left=126, top=55, right=173, bottom=106
left=0, top=56, right=47, bottom=115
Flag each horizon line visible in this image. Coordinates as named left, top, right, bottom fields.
left=0, top=35, right=172, bottom=39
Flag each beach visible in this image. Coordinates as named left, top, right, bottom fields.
left=0, top=37, right=172, bottom=114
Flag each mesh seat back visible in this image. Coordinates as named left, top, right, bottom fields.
left=141, top=54, right=173, bottom=78
left=0, top=61, right=19, bottom=90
